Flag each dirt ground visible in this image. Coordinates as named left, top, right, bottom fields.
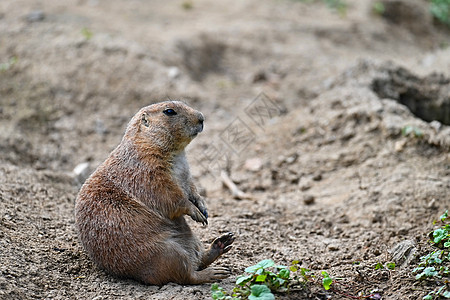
left=1, top=0, right=450, bottom=299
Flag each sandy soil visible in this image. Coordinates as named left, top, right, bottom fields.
left=1, top=0, right=449, bottom=299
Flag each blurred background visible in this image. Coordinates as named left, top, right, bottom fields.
left=0, top=0, right=449, bottom=299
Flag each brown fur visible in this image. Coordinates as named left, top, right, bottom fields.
left=75, top=101, right=234, bottom=285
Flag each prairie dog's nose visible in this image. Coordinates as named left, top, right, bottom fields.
left=197, top=113, right=204, bottom=132
left=198, top=113, right=204, bottom=125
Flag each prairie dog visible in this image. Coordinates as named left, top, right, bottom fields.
left=75, top=101, right=234, bottom=285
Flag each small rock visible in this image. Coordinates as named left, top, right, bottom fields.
left=168, top=66, right=180, bottom=80
left=430, top=120, right=442, bottom=132
left=25, top=10, right=45, bottom=23
left=73, top=162, right=92, bottom=184
left=428, top=198, right=437, bottom=208
left=394, top=140, right=406, bottom=152
left=244, top=158, right=263, bottom=172
left=303, top=194, right=315, bottom=205
left=285, top=153, right=298, bottom=164
left=341, top=128, right=355, bottom=141
left=422, top=54, right=435, bottom=68
left=299, top=177, right=312, bottom=191
left=312, top=172, right=322, bottom=181
left=327, top=244, right=340, bottom=251
left=253, top=70, right=267, bottom=82
left=389, top=240, right=418, bottom=267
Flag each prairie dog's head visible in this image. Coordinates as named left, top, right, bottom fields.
left=126, top=101, right=204, bottom=153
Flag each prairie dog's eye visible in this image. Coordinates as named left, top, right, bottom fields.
left=141, top=113, right=150, bottom=127
left=163, top=109, right=177, bottom=116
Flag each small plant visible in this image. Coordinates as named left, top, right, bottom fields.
left=234, top=259, right=304, bottom=298
left=296, top=0, right=347, bottom=15
left=322, top=0, right=347, bottom=14
left=372, top=1, right=385, bottom=15
left=413, top=210, right=450, bottom=299
left=211, top=259, right=309, bottom=299
left=81, top=27, right=93, bottom=40
left=401, top=125, right=423, bottom=138
left=430, top=0, right=450, bottom=26
left=0, top=56, right=18, bottom=72
left=181, top=0, right=194, bottom=10
left=321, top=271, right=333, bottom=290
left=211, top=283, right=237, bottom=300
left=373, top=262, right=396, bottom=270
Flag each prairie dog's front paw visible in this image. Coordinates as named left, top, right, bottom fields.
left=189, top=205, right=208, bottom=225
left=198, top=202, right=208, bottom=219
left=191, top=196, right=208, bottom=219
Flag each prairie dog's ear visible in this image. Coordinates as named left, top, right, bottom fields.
left=141, top=113, right=150, bottom=127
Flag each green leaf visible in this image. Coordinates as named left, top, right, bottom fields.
left=255, top=274, right=267, bottom=282
left=236, top=274, right=253, bottom=286
left=255, top=269, right=265, bottom=276
left=81, top=27, right=93, bottom=40
left=0, top=56, right=18, bottom=72
left=248, top=285, right=275, bottom=300
left=322, top=271, right=333, bottom=290
left=212, top=290, right=226, bottom=300
left=430, top=0, right=450, bottom=26
left=279, top=268, right=290, bottom=279
left=245, top=264, right=259, bottom=273
left=275, top=277, right=286, bottom=286
left=386, top=262, right=396, bottom=270
left=402, top=125, right=423, bottom=138
left=211, top=283, right=229, bottom=300
left=413, top=127, right=423, bottom=138
left=374, top=262, right=383, bottom=270
left=423, top=294, right=433, bottom=300
left=373, top=2, right=385, bottom=15
left=423, top=266, right=437, bottom=276
left=258, top=259, right=275, bottom=269
left=442, top=290, right=450, bottom=298
left=441, top=210, right=449, bottom=222
left=323, top=278, right=333, bottom=290
left=402, top=125, right=413, bottom=136
left=245, top=259, right=274, bottom=273
left=433, top=228, right=447, bottom=244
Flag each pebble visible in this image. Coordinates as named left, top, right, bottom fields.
left=430, top=120, right=441, bottom=132
left=312, top=172, right=322, bottom=181
left=285, top=153, right=298, bottom=164
left=394, top=140, right=406, bottom=152
left=299, top=177, right=312, bottom=191
left=73, top=162, right=92, bottom=184
left=389, top=240, right=417, bottom=267
left=168, top=66, right=180, bottom=80
left=25, top=10, right=45, bottom=23
left=244, top=157, right=263, bottom=172
left=327, top=244, right=340, bottom=251
left=303, top=194, right=315, bottom=205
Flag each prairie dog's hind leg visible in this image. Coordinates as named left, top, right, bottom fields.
left=199, top=232, right=235, bottom=270
left=190, top=266, right=232, bottom=284
left=137, top=239, right=232, bottom=285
